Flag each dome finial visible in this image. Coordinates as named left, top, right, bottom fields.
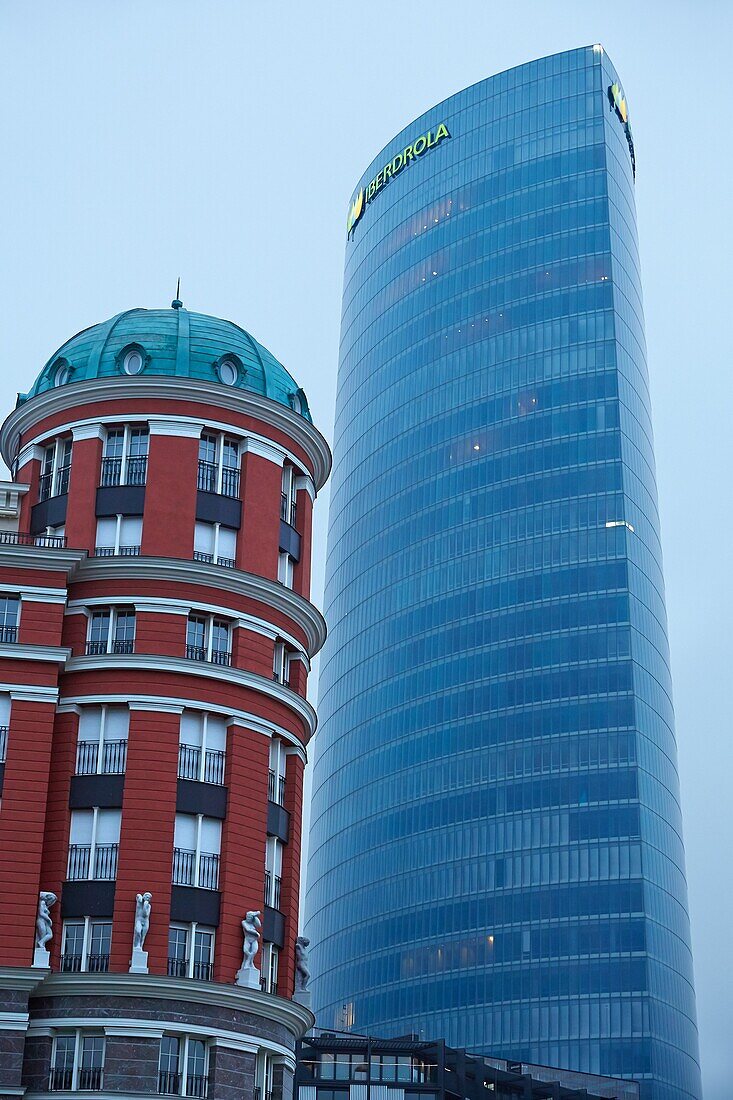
left=172, top=277, right=183, bottom=310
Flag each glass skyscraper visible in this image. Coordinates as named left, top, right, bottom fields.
left=305, top=47, right=701, bottom=1100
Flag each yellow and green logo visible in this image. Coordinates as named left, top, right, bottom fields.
left=347, top=121, right=451, bottom=238
left=607, top=82, right=636, bottom=179
left=346, top=188, right=364, bottom=236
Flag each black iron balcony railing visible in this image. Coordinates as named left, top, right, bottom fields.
left=166, top=955, right=214, bottom=981
left=0, top=625, right=18, bottom=643
left=100, top=455, right=148, bottom=487
left=192, top=550, right=236, bottom=569
left=61, top=952, right=110, bottom=973
left=280, top=493, right=297, bottom=528
left=94, top=545, right=141, bottom=557
left=49, top=1068, right=74, bottom=1091
left=39, top=465, right=71, bottom=502
left=172, top=848, right=219, bottom=890
left=267, top=770, right=286, bottom=806
left=85, top=638, right=135, bottom=656
left=185, top=644, right=231, bottom=667
left=192, top=959, right=213, bottom=981
left=0, top=531, right=67, bottom=548
left=78, top=1067, right=103, bottom=1090
left=158, top=1071, right=209, bottom=1098
left=67, top=843, right=118, bottom=882
left=197, top=460, right=239, bottom=498
left=177, top=744, right=226, bottom=786
left=0, top=725, right=7, bottom=763
left=76, top=738, right=127, bottom=775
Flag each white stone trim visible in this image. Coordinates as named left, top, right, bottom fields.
left=70, top=423, right=104, bottom=441
left=16, top=443, right=45, bottom=467
left=62, top=654, right=317, bottom=737
left=0, top=643, right=71, bottom=663
left=0, top=583, right=67, bottom=601
left=128, top=701, right=185, bottom=714
left=2, top=683, right=59, bottom=702
left=57, top=692, right=307, bottom=759
left=0, top=1011, right=29, bottom=1030
left=132, top=601, right=189, bottom=616
left=0, top=545, right=86, bottom=574
left=242, top=437, right=286, bottom=466
left=71, top=556, right=326, bottom=656
left=294, top=474, right=316, bottom=502
left=148, top=418, right=204, bottom=438
left=1, top=377, right=331, bottom=489
left=103, top=1022, right=166, bottom=1038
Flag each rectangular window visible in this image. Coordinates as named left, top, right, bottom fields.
left=86, top=607, right=136, bottom=655
left=273, top=641, right=290, bottom=685
left=178, top=712, right=226, bottom=785
left=61, top=918, right=112, bottom=973
left=197, top=433, right=240, bottom=498
left=264, top=836, right=283, bottom=910
left=49, top=1032, right=105, bottom=1092
left=186, top=615, right=231, bottom=666
left=280, top=465, right=297, bottom=528
left=76, top=706, right=129, bottom=775
left=172, top=814, right=221, bottom=890
left=158, top=1035, right=209, bottom=1097
left=0, top=692, right=8, bottom=764
left=166, top=924, right=215, bottom=981
left=277, top=551, right=294, bottom=589
left=262, top=942, right=279, bottom=994
left=101, top=425, right=149, bottom=486
left=39, top=438, right=72, bottom=501
left=193, top=522, right=237, bottom=569
left=0, top=596, right=20, bottom=643
left=68, top=809, right=121, bottom=881
left=268, top=739, right=286, bottom=806
left=95, top=515, right=143, bottom=557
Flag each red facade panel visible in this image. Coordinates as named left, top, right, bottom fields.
left=65, top=436, right=103, bottom=552
left=18, top=600, right=65, bottom=647
left=238, top=452, right=281, bottom=580
left=141, top=435, right=198, bottom=559
left=277, top=753, right=305, bottom=998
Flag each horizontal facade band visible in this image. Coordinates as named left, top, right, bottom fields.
left=56, top=693, right=308, bottom=759
left=2, top=375, right=331, bottom=489
left=62, top=653, right=317, bottom=738
left=0, top=642, right=71, bottom=663
left=72, top=556, right=326, bottom=656
left=25, top=971, right=313, bottom=1041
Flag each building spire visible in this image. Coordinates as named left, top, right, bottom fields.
left=171, top=278, right=183, bottom=310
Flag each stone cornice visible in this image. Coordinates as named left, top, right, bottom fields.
left=0, top=966, right=50, bottom=993
left=29, top=972, right=314, bottom=1039
left=0, top=642, right=71, bottom=663
left=0, top=544, right=87, bottom=575
left=71, top=556, right=327, bottom=656
left=1, top=376, right=331, bottom=490
left=63, top=653, right=317, bottom=738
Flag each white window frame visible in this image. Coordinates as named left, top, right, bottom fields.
left=261, top=942, right=279, bottom=994
left=94, top=514, right=143, bottom=557
left=101, top=424, right=149, bottom=486
left=281, top=465, right=297, bottom=527
left=50, top=1030, right=105, bottom=1091
left=159, top=1034, right=210, bottom=1095
left=86, top=606, right=136, bottom=655
left=268, top=739, right=286, bottom=806
left=277, top=550, right=294, bottom=589
left=178, top=712, right=226, bottom=785
left=264, top=836, right=283, bottom=910
left=273, top=641, right=290, bottom=685
left=198, top=432, right=240, bottom=497
left=75, top=706, right=129, bottom=776
left=193, top=521, right=237, bottom=568
left=186, top=613, right=231, bottom=663
left=61, top=917, right=112, bottom=973
left=68, top=807, right=121, bottom=881
left=173, top=813, right=221, bottom=890
left=40, top=437, right=72, bottom=500
left=168, top=922, right=216, bottom=980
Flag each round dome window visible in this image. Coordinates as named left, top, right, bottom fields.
left=54, top=363, right=71, bottom=387
left=218, top=359, right=238, bottom=386
left=123, top=348, right=144, bottom=375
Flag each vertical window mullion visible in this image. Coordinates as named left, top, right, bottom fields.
left=206, top=617, right=213, bottom=661
left=97, top=707, right=106, bottom=775
left=200, top=715, right=208, bottom=782
left=181, top=1036, right=189, bottom=1095
left=106, top=611, right=114, bottom=654
left=189, top=921, right=197, bottom=978
left=82, top=916, right=91, bottom=970
left=89, top=807, right=99, bottom=879
left=121, top=425, right=130, bottom=484
left=194, top=816, right=202, bottom=888
left=213, top=523, right=220, bottom=564
left=72, top=1031, right=81, bottom=1091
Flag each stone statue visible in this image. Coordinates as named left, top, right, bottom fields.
left=240, top=911, right=262, bottom=970
left=133, top=892, right=152, bottom=951
left=35, top=892, right=57, bottom=950
left=295, top=936, right=311, bottom=992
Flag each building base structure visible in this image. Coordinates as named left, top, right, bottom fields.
left=0, top=302, right=330, bottom=1100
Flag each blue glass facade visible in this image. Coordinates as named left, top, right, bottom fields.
left=305, top=47, right=701, bottom=1100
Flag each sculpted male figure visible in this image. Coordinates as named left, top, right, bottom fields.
left=133, top=892, right=153, bottom=951
left=35, top=892, right=57, bottom=949
left=240, top=911, right=262, bottom=970
left=295, top=936, right=311, bottom=992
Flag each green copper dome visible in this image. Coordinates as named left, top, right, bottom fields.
left=21, top=305, right=312, bottom=421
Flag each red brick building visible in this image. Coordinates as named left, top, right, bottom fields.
left=0, top=303, right=330, bottom=1100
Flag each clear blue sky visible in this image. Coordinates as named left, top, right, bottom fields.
left=1, top=1, right=729, bottom=1094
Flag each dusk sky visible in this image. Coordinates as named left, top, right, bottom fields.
left=1, top=1, right=730, bottom=1094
